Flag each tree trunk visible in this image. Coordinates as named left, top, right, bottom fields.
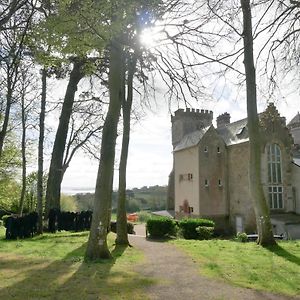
left=19, top=91, right=26, bottom=216
left=45, top=59, right=85, bottom=217
left=0, top=78, right=13, bottom=159
left=37, top=67, right=47, bottom=233
left=116, top=55, right=137, bottom=246
left=85, top=41, right=123, bottom=260
left=241, top=0, right=276, bottom=246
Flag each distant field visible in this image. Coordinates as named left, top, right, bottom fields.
left=0, top=226, right=152, bottom=300
left=173, top=239, right=300, bottom=297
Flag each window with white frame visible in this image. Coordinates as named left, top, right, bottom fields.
left=267, top=144, right=283, bottom=209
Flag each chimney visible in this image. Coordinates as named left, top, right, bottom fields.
left=217, top=112, right=231, bottom=128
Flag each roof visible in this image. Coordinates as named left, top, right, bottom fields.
left=217, top=118, right=249, bottom=146
left=293, top=158, right=300, bottom=167
left=288, top=112, right=300, bottom=127
left=174, top=126, right=211, bottom=152
left=151, top=210, right=175, bottom=218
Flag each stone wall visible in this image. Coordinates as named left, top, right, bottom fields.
left=292, top=164, right=300, bottom=214
left=198, top=127, right=228, bottom=217
left=227, top=142, right=256, bottom=232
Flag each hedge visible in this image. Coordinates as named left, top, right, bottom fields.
left=146, top=217, right=176, bottom=238
left=178, top=218, right=215, bottom=239
left=195, top=226, right=214, bottom=240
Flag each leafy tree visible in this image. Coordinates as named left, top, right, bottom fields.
left=0, top=135, right=21, bottom=211
left=60, top=194, right=77, bottom=212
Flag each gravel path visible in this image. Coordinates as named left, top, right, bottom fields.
left=129, top=224, right=299, bottom=300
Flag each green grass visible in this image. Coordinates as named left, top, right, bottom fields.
left=173, top=239, right=300, bottom=296
left=0, top=226, right=153, bottom=299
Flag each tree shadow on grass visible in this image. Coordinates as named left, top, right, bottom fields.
left=0, top=241, right=154, bottom=299
left=266, top=244, right=300, bottom=266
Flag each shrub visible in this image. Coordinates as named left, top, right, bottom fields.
left=137, top=211, right=152, bottom=223
left=236, top=232, right=248, bottom=243
left=0, top=220, right=3, bottom=227
left=1, top=215, right=11, bottom=227
left=178, top=218, right=215, bottom=239
left=146, top=217, right=176, bottom=238
left=196, top=226, right=214, bottom=240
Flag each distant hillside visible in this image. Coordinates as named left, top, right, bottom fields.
left=74, top=185, right=167, bottom=212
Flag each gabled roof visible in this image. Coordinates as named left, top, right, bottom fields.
left=288, top=112, right=300, bottom=127
left=293, top=158, right=300, bottom=167
left=174, top=126, right=211, bottom=152
left=217, top=118, right=249, bottom=146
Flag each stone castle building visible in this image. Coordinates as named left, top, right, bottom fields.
left=168, top=104, right=300, bottom=238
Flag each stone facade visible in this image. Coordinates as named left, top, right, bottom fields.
left=170, top=104, right=300, bottom=237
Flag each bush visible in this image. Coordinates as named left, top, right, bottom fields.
left=236, top=232, right=248, bottom=243
left=1, top=215, right=11, bottom=227
left=137, top=211, right=152, bottom=223
left=196, top=226, right=214, bottom=240
left=146, top=217, right=176, bottom=238
left=178, top=218, right=215, bottom=239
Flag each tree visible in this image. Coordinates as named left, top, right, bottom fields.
left=61, top=96, right=104, bottom=179
left=85, top=38, right=124, bottom=259
left=0, top=135, right=21, bottom=211
left=0, top=0, right=32, bottom=30
left=0, top=1, right=36, bottom=158
left=18, top=64, right=37, bottom=215
left=45, top=58, right=87, bottom=216
left=240, top=0, right=275, bottom=246
left=37, top=67, right=47, bottom=233
left=116, top=53, right=137, bottom=246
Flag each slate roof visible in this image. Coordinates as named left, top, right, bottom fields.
left=288, top=112, right=300, bottom=127
left=293, top=158, right=300, bottom=167
left=174, top=126, right=211, bottom=152
left=217, top=118, right=249, bottom=146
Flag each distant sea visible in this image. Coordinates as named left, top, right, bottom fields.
left=62, top=187, right=95, bottom=195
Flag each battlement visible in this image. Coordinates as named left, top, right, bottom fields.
left=172, top=108, right=213, bottom=118
left=171, top=108, right=214, bottom=148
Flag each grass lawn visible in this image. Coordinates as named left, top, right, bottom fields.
left=0, top=226, right=153, bottom=300
left=173, top=239, right=300, bottom=297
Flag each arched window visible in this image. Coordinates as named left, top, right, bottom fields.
left=267, top=144, right=283, bottom=209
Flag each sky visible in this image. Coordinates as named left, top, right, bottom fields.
left=51, top=3, right=300, bottom=195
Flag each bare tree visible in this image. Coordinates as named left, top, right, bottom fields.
left=0, top=0, right=32, bottom=30
left=241, top=0, right=275, bottom=245
left=37, top=67, right=47, bottom=233
left=0, top=5, right=35, bottom=158
left=45, top=58, right=87, bottom=216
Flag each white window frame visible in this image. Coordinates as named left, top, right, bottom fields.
left=267, top=144, right=283, bottom=209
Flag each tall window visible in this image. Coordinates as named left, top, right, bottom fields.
left=267, top=144, right=283, bottom=209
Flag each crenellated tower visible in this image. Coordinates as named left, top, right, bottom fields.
left=167, top=108, right=213, bottom=211
left=171, top=108, right=213, bottom=149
